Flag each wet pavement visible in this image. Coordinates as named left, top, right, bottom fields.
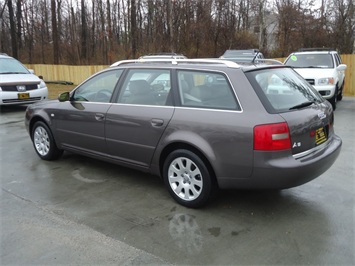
left=1, top=98, right=354, bottom=265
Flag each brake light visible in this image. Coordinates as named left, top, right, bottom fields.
left=254, top=123, right=291, bottom=151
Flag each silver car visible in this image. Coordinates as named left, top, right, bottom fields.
left=0, top=54, right=48, bottom=105
left=25, top=59, right=342, bottom=208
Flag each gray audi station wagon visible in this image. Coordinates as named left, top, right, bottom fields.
left=25, top=59, right=342, bottom=208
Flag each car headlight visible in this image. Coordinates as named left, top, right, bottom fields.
left=318, top=78, right=334, bottom=85
left=38, top=80, right=47, bottom=89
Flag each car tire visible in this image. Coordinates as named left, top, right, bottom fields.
left=32, top=121, right=63, bottom=160
left=163, top=149, right=215, bottom=208
left=337, top=82, right=344, bottom=101
left=329, top=87, right=337, bottom=110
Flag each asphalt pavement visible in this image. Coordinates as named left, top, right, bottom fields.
left=1, top=97, right=354, bottom=265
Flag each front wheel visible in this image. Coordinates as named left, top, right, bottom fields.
left=32, top=121, right=63, bottom=160
left=337, top=83, right=344, bottom=101
left=329, top=87, right=337, bottom=110
left=163, top=149, right=215, bottom=208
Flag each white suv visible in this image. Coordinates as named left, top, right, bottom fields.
left=284, top=49, right=346, bottom=109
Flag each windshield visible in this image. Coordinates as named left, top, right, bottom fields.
left=245, top=67, right=324, bottom=113
left=0, top=58, right=30, bottom=74
left=284, top=54, right=334, bottom=68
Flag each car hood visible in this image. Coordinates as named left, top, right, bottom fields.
left=293, top=68, right=335, bottom=79
left=0, top=73, right=41, bottom=85
left=31, top=99, right=59, bottom=108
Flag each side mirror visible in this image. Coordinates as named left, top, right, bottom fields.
left=29, top=69, right=35, bottom=74
left=337, top=64, right=347, bottom=71
left=58, top=92, right=70, bottom=102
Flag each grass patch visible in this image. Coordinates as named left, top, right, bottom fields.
left=47, top=83, right=76, bottom=99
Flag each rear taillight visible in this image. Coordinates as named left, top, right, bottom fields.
left=254, top=122, right=291, bottom=151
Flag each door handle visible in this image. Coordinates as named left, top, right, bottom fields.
left=95, top=113, right=105, bottom=121
left=151, top=118, right=164, bottom=127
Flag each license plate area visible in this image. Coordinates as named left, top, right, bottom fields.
left=315, top=127, right=327, bottom=145
left=18, top=93, right=30, bottom=100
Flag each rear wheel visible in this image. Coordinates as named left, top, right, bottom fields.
left=32, top=121, right=63, bottom=160
left=163, top=149, right=214, bottom=208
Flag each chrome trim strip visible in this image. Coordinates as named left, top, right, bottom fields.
left=293, top=141, right=328, bottom=159
left=109, top=102, right=242, bottom=113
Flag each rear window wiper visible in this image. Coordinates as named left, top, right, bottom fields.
left=289, top=101, right=314, bottom=110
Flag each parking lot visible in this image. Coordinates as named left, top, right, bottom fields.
left=1, top=97, right=354, bottom=265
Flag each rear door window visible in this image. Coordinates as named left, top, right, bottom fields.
left=246, top=68, right=324, bottom=113
left=177, top=70, right=240, bottom=110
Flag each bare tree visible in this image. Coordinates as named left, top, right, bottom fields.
left=7, top=0, right=18, bottom=58
left=80, top=0, right=87, bottom=63
left=16, top=0, right=22, bottom=49
left=330, top=0, right=355, bottom=53
left=1, top=0, right=352, bottom=65
left=51, top=0, right=59, bottom=63
left=130, top=0, right=137, bottom=58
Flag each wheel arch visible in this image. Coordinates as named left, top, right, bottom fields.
left=29, top=115, right=51, bottom=140
left=158, top=142, right=218, bottom=188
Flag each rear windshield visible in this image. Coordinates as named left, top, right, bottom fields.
left=284, top=54, right=334, bottom=68
left=245, top=67, right=324, bottom=113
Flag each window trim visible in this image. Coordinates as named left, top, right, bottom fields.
left=71, top=69, right=123, bottom=103
left=175, top=69, right=242, bottom=111
left=113, top=68, right=173, bottom=106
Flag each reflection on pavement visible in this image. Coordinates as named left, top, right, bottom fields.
left=72, top=169, right=107, bottom=183
left=169, top=213, right=203, bottom=254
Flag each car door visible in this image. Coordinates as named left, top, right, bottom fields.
left=55, top=69, right=123, bottom=155
left=105, top=68, right=174, bottom=168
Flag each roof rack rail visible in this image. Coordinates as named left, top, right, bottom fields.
left=110, top=58, right=241, bottom=68
left=145, top=52, right=184, bottom=56
left=297, top=48, right=336, bottom=52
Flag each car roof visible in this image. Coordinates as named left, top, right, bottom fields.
left=290, top=48, right=338, bottom=55
left=222, top=49, right=261, bottom=55
left=109, top=58, right=285, bottom=73
left=0, top=53, right=12, bottom=59
left=139, top=53, right=187, bottom=59
left=111, top=58, right=240, bottom=68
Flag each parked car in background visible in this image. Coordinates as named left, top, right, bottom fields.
left=0, top=53, right=48, bottom=105
left=25, top=58, right=342, bottom=208
left=219, top=49, right=265, bottom=62
left=138, top=53, right=187, bottom=60
left=284, top=48, right=347, bottom=110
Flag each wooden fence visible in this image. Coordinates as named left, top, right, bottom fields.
left=25, top=64, right=107, bottom=86
left=26, top=54, right=354, bottom=96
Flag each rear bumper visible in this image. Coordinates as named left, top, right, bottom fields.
left=217, top=134, right=342, bottom=189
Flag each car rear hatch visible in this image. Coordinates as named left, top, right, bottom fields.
left=279, top=102, right=333, bottom=156
left=245, top=66, right=334, bottom=156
